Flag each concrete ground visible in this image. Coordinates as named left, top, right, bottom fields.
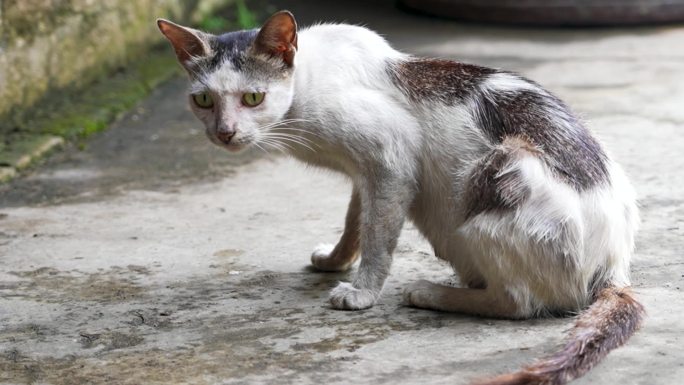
left=1, top=1, right=683, bottom=384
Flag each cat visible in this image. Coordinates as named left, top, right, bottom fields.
left=158, top=11, right=644, bottom=385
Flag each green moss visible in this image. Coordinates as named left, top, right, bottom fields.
left=0, top=135, right=63, bottom=169
left=0, top=0, right=259, bottom=182
left=1, top=45, right=180, bottom=148
left=2, top=1, right=74, bottom=43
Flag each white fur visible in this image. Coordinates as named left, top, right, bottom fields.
left=480, top=72, right=541, bottom=94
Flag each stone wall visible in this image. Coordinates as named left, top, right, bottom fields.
left=0, top=0, right=226, bottom=120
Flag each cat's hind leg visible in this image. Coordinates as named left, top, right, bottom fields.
left=404, top=280, right=519, bottom=318
left=406, top=136, right=589, bottom=318
left=404, top=138, right=538, bottom=318
left=442, top=237, right=487, bottom=290
left=311, top=187, right=361, bottom=272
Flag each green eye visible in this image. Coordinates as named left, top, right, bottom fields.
left=242, top=92, right=265, bottom=107
left=192, top=92, right=214, bottom=108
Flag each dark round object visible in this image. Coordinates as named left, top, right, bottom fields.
left=399, top=0, right=684, bottom=26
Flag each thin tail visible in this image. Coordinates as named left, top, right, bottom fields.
left=474, top=286, right=645, bottom=385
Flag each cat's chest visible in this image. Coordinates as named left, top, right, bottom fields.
left=410, top=163, right=466, bottom=240
left=285, top=128, right=358, bottom=177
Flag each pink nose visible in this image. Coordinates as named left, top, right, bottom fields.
left=216, top=129, right=235, bottom=144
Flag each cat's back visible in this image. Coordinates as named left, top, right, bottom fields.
left=297, top=23, right=405, bottom=84
left=388, top=57, right=610, bottom=191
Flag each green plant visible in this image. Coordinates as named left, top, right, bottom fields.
left=199, top=0, right=258, bottom=32
left=199, top=15, right=230, bottom=31
left=236, top=0, right=258, bottom=29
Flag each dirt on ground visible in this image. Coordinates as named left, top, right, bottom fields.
left=1, top=1, right=683, bottom=384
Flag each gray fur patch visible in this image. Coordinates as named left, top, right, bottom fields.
left=388, top=58, right=497, bottom=104
left=473, top=87, right=609, bottom=191
left=189, top=29, right=292, bottom=82
left=464, top=137, right=537, bottom=219
left=209, top=29, right=259, bottom=70
left=185, top=29, right=258, bottom=80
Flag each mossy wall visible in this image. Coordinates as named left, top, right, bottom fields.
left=0, top=0, right=227, bottom=130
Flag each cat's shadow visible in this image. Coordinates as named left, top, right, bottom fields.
left=301, top=264, right=353, bottom=288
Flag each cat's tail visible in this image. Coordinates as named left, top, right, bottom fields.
left=473, top=285, right=644, bottom=385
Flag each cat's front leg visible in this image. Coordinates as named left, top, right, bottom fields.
left=311, top=187, right=361, bottom=272
left=329, top=178, right=413, bottom=310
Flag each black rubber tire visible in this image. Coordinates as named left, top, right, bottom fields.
left=398, top=0, right=684, bottom=26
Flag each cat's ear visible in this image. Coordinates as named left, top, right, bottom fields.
left=254, top=11, right=298, bottom=67
left=157, top=19, right=212, bottom=67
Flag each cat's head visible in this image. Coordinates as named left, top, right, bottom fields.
left=158, top=11, right=298, bottom=152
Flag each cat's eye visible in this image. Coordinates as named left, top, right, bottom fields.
left=192, top=92, right=214, bottom=109
left=242, top=92, right=265, bottom=107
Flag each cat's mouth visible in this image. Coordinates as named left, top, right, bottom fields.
left=207, top=131, right=251, bottom=153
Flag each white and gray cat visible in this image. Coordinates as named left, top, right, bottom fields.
left=159, top=11, right=644, bottom=385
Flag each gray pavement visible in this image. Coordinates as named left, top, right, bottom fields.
left=1, top=1, right=683, bottom=384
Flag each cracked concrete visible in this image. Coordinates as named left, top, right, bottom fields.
left=1, top=1, right=683, bottom=384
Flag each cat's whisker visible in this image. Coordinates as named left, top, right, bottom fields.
left=262, top=118, right=310, bottom=125
left=257, top=120, right=324, bottom=149
left=257, top=140, right=280, bottom=153
left=259, top=139, right=292, bottom=155
left=262, top=129, right=318, bottom=143
left=275, top=140, right=298, bottom=153
left=259, top=138, right=291, bottom=154
left=270, top=128, right=324, bottom=140
left=275, top=138, right=316, bottom=152
left=258, top=118, right=313, bottom=127
left=252, top=141, right=269, bottom=156
left=270, top=129, right=323, bottom=143
left=257, top=119, right=316, bottom=133
left=261, top=131, right=312, bottom=141
left=258, top=121, right=294, bottom=130
left=266, top=135, right=318, bottom=149
left=260, top=133, right=317, bottom=152
left=274, top=139, right=315, bottom=152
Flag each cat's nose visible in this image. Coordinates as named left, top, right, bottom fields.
left=216, top=129, right=236, bottom=144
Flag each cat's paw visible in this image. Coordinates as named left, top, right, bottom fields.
left=329, top=282, right=377, bottom=310
left=403, top=280, right=439, bottom=308
left=311, top=243, right=354, bottom=272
